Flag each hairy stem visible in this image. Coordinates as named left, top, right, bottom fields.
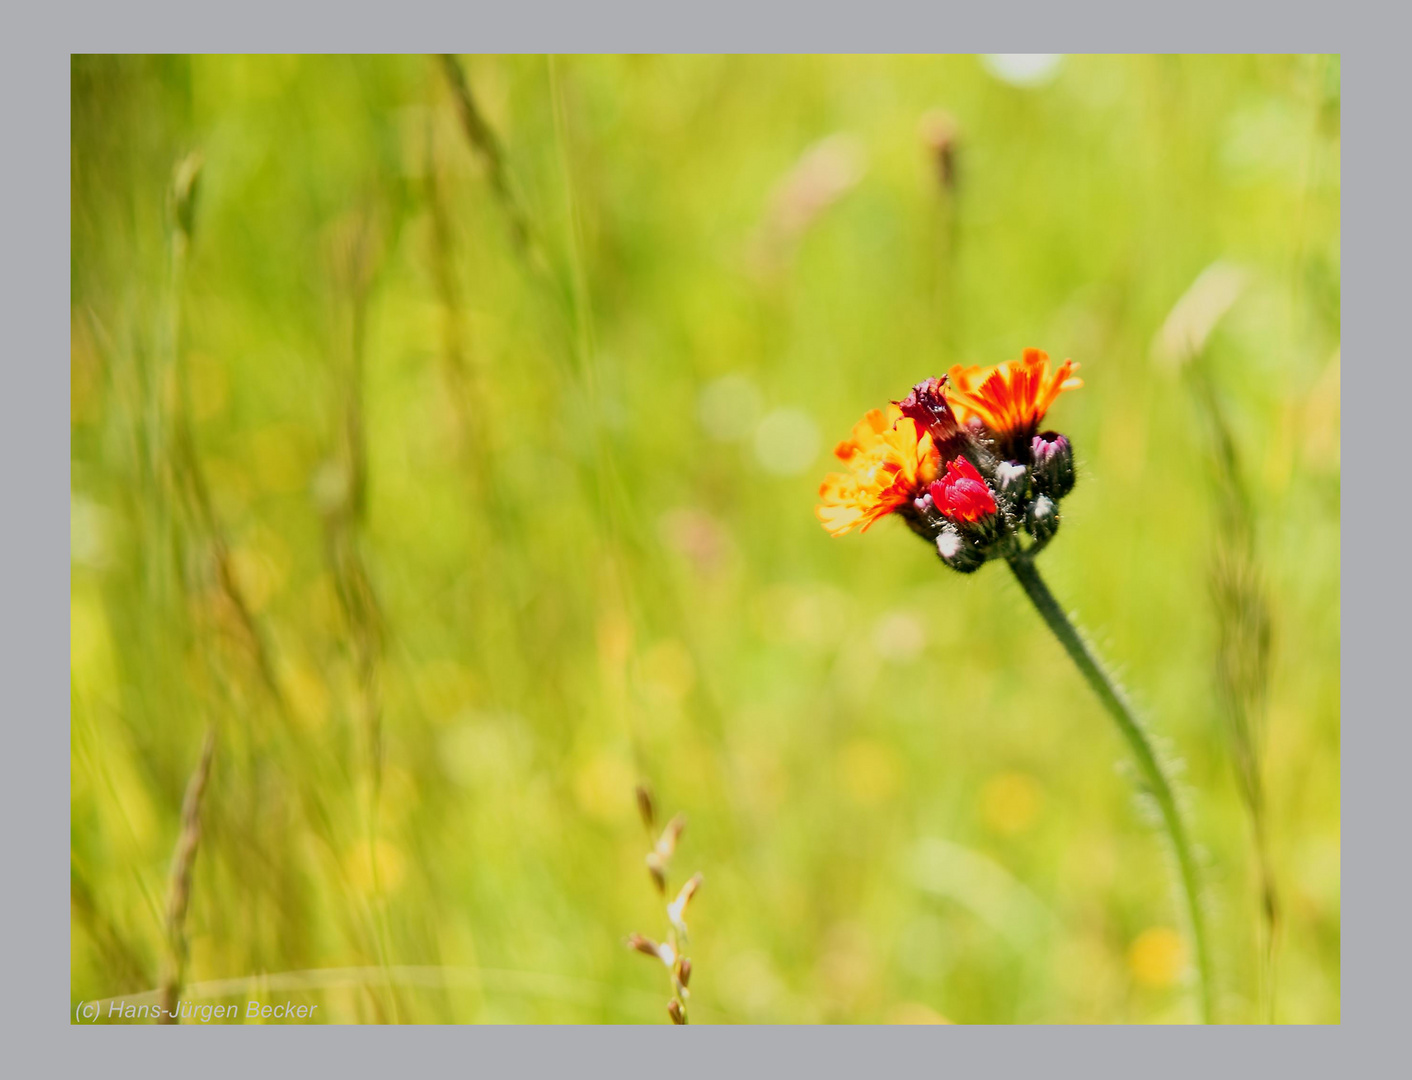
left=1006, top=554, right=1215, bottom=1024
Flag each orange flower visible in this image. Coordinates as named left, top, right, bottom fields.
left=816, top=405, right=940, bottom=536
left=947, top=348, right=1082, bottom=456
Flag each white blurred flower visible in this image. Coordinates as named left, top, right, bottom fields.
left=754, top=407, right=821, bottom=476
left=698, top=374, right=763, bottom=442
left=872, top=610, right=927, bottom=665
left=70, top=493, right=112, bottom=569
left=981, top=54, right=1064, bottom=88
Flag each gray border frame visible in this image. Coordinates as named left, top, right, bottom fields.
left=13, top=2, right=1392, bottom=1073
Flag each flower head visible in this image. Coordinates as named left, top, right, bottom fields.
left=928, top=456, right=998, bottom=524
left=816, top=405, right=940, bottom=536
left=947, top=348, right=1082, bottom=458
left=817, top=350, right=1080, bottom=563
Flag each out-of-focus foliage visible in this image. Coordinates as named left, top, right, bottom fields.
left=71, top=54, right=1339, bottom=1023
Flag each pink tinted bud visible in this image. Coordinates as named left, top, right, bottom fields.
left=1029, top=431, right=1075, bottom=499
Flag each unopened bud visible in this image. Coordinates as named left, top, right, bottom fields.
left=668, top=872, right=703, bottom=937
left=935, top=524, right=986, bottom=573
left=667, top=999, right=686, bottom=1025
left=1029, top=432, right=1075, bottom=499
left=919, top=109, right=959, bottom=193
left=627, top=933, right=661, bottom=959
left=994, top=460, right=1029, bottom=506
left=169, top=152, right=203, bottom=242
left=677, top=873, right=703, bottom=906
left=677, top=957, right=692, bottom=989
left=655, top=813, right=686, bottom=861
left=635, top=784, right=656, bottom=830
left=645, top=852, right=667, bottom=895
left=1025, top=495, right=1060, bottom=543
left=911, top=492, right=945, bottom=531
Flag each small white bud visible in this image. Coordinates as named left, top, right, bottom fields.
left=935, top=524, right=985, bottom=574
left=996, top=461, right=1027, bottom=493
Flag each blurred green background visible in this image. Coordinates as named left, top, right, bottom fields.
left=70, top=54, right=1340, bottom=1024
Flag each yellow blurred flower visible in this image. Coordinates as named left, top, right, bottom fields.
left=306, top=573, right=345, bottom=636
left=838, top=738, right=902, bottom=806
left=279, top=657, right=330, bottom=730
left=250, top=423, right=312, bottom=494
left=574, top=752, right=635, bottom=823
left=1128, top=926, right=1185, bottom=988
left=185, top=351, right=231, bottom=422
left=345, top=839, right=406, bottom=894
left=979, top=770, right=1043, bottom=835
left=70, top=590, right=116, bottom=702
left=228, top=527, right=291, bottom=614
left=887, top=1001, right=953, bottom=1024
left=414, top=659, right=479, bottom=722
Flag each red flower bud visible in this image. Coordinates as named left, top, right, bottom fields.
left=895, top=377, right=966, bottom=458
left=928, top=456, right=998, bottom=524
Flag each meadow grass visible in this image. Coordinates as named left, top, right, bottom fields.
left=71, top=54, right=1340, bottom=1023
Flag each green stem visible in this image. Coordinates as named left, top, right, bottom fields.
left=1006, top=554, right=1215, bottom=1024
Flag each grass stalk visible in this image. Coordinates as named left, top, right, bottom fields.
left=1194, top=368, right=1279, bottom=1021
left=437, top=54, right=532, bottom=254
left=322, top=206, right=403, bottom=1023
left=628, top=786, right=702, bottom=1024
left=157, top=724, right=217, bottom=1022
